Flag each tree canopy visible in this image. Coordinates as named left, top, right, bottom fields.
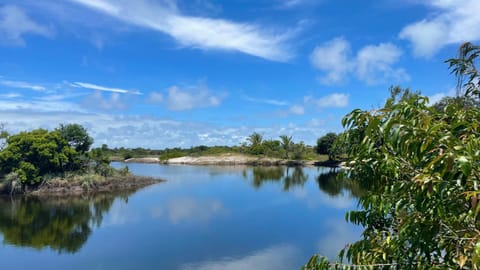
left=316, top=133, right=338, bottom=160
left=304, top=42, right=480, bottom=269
left=57, top=123, right=93, bottom=153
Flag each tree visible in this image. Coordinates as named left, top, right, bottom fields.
left=0, top=123, right=8, bottom=151
left=304, top=43, right=480, bottom=269
left=247, top=132, right=265, bottom=155
left=316, top=133, right=338, bottom=160
left=57, top=124, right=93, bottom=153
left=0, top=129, right=77, bottom=185
left=279, top=135, right=293, bottom=159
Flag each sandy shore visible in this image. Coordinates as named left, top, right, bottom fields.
left=0, top=175, right=163, bottom=196
left=165, top=154, right=317, bottom=166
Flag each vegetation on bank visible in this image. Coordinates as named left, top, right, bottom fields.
left=100, top=133, right=339, bottom=163
left=0, top=124, right=157, bottom=195
left=304, top=43, right=480, bottom=269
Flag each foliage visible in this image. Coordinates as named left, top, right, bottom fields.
left=0, top=123, right=8, bottom=150
left=57, top=123, right=93, bottom=153
left=316, top=133, right=338, bottom=160
left=280, top=135, right=293, bottom=159
left=247, top=132, right=265, bottom=155
left=0, top=129, right=78, bottom=185
left=305, top=43, right=480, bottom=269
left=89, top=148, right=113, bottom=177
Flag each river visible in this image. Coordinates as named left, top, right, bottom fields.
left=0, top=163, right=362, bottom=270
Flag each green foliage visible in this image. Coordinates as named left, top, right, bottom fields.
left=89, top=148, right=112, bottom=177
left=247, top=132, right=265, bottom=155
left=0, top=129, right=78, bottom=185
left=0, top=123, right=8, bottom=150
left=57, top=123, right=93, bottom=153
left=317, top=133, right=338, bottom=160
left=306, top=43, right=480, bottom=269
left=280, top=135, right=293, bottom=159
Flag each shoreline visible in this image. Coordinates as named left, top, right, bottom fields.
left=0, top=175, right=164, bottom=197
left=124, top=154, right=341, bottom=167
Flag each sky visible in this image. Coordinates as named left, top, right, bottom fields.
left=0, top=0, right=478, bottom=149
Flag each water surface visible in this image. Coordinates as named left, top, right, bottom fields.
left=0, top=163, right=361, bottom=270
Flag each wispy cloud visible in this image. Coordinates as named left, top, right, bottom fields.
left=0, top=5, right=53, bottom=45
left=71, top=81, right=142, bottom=95
left=399, top=0, right=480, bottom=57
left=67, top=0, right=294, bottom=61
left=0, top=79, right=46, bottom=91
left=310, top=37, right=409, bottom=85
left=243, top=95, right=288, bottom=106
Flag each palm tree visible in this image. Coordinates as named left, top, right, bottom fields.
left=247, top=132, right=263, bottom=146
left=279, top=135, right=292, bottom=159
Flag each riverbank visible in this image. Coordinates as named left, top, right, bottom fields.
left=123, top=154, right=341, bottom=167
left=0, top=174, right=164, bottom=196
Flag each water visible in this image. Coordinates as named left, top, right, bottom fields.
left=0, top=163, right=362, bottom=270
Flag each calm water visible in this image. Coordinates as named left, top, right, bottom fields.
left=0, top=163, right=362, bottom=270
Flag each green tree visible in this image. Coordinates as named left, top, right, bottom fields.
left=0, top=123, right=8, bottom=151
left=247, top=132, right=265, bottom=155
left=0, top=129, right=78, bottom=185
left=316, top=133, right=338, bottom=160
left=304, top=43, right=480, bottom=269
left=279, top=135, right=293, bottom=159
left=57, top=124, right=93, bottom=153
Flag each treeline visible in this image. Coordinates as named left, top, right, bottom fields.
left=101, top=133, right=331, bottom=161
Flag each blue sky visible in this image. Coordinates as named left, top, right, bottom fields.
left=0, top=0, right=478, bottom=148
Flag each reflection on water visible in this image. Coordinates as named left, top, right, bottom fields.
left=0, top=191, right=133, bottom=253
left=248, top=166, right=308, bottom=191
left=0, top=164, right=362, bottom=269
left=316, top=170, right=364, bottom=198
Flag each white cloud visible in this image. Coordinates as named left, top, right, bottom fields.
left=0, top=5, right=53, bottom=45
left=310, top=37, right=353, bottom=84
left=68, top=0, right=294, bottom=61
left=83, top=91, right=128, bottom=111
left=0, top=79, right=46, bottom=91
left=307, top=93, right=349, bottom=109
left=310, top=38, right=408, bottom=85
left=71, top=81, right=142, bottom=95
left=399, top=0, right=480, bottom=57
left=182, top=245, right=300, bottom=270
left=163, top=197, right=224, bottom=224
left=289, top=105, right=304, bottom=115
left=356, top=43, right=409, bottom=85
left=428, top=88, right=456, bottom=105
left=148, top=91, right=163, bottom=103
left=165, top=85, right=224, bottom=111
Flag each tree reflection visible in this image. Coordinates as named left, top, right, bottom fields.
left=316, top=169, right=365, bottom=198
left=0, top=191, right=134, bottom=253
left=249, top=166, right=308, bottom=191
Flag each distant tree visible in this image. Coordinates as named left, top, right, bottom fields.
left=279, top=135, right=293, bottom=159
left=0, top=123, right=8, bottom=150
left=57, top=124, right=93, bottom=153
left=316, top=133, right=338, bottom=160
left=247, top=132, right=265, bottom=155
left=292, top=141, right=306, bottom=160
left=433, top=96, right=480, bottom=112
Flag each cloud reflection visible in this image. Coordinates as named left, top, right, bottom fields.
left=181, top=245, right=300, bottom=270
left=150, top=197, right=225, bottom=224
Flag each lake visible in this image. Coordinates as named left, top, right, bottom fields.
left=0, top=163, right=362, bottom=270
